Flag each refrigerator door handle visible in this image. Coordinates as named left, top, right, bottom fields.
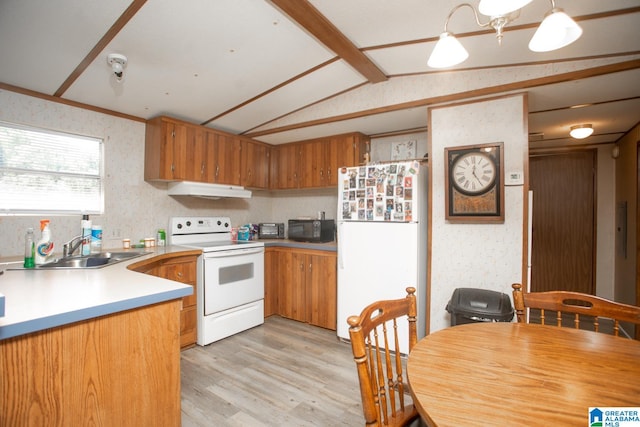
left=337, top=221, right=344, bottom=269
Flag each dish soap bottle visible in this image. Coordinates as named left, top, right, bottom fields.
left=23, top=227, right=35, bottom=269
left=35, top=219, right=54, bottom=265
left=81, top=214, right=92, bottom=256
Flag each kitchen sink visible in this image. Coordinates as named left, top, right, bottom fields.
left=11, top=251, right=147, bottom=270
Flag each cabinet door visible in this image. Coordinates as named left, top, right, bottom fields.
left=307, top=252, right=337, bottom=330
left=168, top=121, right=189, bottom=180
left=273, top=144, right=300, bottom=189
left=202, top=130, right=219, bottom=183
left=264, top=248, right=280, bottom=317
left=300, top=140, right=327, bottom=188
left=152, top=256, right=197, bottom=348
left=185, top=125, right=207, bottom=182
left=241, top=140, right=270, bottom=189
left=326, top=133, right=368, bottom=186
left=213, top=134, right=242, bottom=185
left=277, top=250, right=306, bottom=322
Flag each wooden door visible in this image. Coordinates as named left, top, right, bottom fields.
left=307, top=252, right=337, bottom=330
left=300, top=140, right=326, bottom=188
left=529, top=150, right=596, bottom=293
left=241, top=140, right=270, bottom=189
left=214, top=134, right=242, bottom=185
left=184, top=125, right=205, bottom=182
left=274, top=144, right=300, bottom=189
left=202, top=130, right=219, bottom=183
left=277, top=249, right=306, bottom=321
left=264, top=248, right=281, bottom=317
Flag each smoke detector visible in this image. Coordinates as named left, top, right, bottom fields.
left=107, top=53, right=127, bottom=83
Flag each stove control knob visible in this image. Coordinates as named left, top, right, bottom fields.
left=224, top=222, right=229, bottom=228
left=217, top=220, right=221, bottom=226
left=186, top=221, right=191, bottom=227
left=177, top=223, right=182, bottom=229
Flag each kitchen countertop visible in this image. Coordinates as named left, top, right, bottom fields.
left=0, top=245, right=197, bottom=341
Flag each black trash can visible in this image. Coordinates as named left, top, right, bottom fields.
left=446, top=288, right=514, bottom=326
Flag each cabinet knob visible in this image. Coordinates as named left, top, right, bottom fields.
left=177, top=272, right=183, bottom=278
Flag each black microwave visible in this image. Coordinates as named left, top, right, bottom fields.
left=288, top=219, right=335, bottom=243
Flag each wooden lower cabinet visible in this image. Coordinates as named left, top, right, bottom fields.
left=129, top=252, right=199, bottom=349
left=0, top=300, right=182, bottom=426
left=265, top=247, right=337, bottom=330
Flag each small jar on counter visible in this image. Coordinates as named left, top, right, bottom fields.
left=156, top=229, right=166, bottom=247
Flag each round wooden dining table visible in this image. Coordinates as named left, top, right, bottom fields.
left=407, top=322, right=640, bottom=426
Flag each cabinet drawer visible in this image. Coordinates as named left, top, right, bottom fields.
left=162, top=262, right=196, bottom=284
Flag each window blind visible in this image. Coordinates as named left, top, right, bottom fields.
left=0, top=121, right=104, bottom=214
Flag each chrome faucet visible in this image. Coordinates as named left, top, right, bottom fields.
left=63, top=235, right=86, bottom=258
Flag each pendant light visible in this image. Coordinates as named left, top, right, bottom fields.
left=478, top=0, right=533, bottom=17
left=427, top=32, right=469, bottom=69
left=528, top=7, right=583, bottom=52
left=427, top=0, right=582, bottom=69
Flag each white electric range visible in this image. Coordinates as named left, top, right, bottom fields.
left=169, top=217, right=264, bottom=345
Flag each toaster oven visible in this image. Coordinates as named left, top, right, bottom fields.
left=258, top=223, right=285, bottom=239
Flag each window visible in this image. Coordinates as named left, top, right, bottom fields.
left=0, top=121, right=104, bottom=214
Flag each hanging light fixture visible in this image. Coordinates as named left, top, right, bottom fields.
left=427, top=0, right=582, bottom=69
left=569, top=124, right=593, bottom=139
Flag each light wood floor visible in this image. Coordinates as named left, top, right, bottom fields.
left=181, top=316, right=365, bottom=426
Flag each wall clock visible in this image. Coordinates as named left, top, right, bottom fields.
left=445, top=142, right=504, bottom=223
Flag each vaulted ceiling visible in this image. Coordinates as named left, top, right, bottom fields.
left=1, top=0, right=638, bottom=152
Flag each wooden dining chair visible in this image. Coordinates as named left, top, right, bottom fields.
left=512, top=283, right=640, bottom=338
left=347, top=287, right=420, bottom=427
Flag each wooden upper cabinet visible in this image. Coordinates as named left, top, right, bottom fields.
left=272, top=143, right=301, bottom=189
left=145, top=117, right=189, bottom=181
left=203, top=131, right=242, bottom=186
left=299, top=140, right=326, bottom=188
left=185, top=125, right=207, bottom=182
left=326, top=133, right=368, bottom=186
left=240, top=139, right=270, bottom=189
left=145, top=116, right=369, bottom=190
left=270, top=132, right=368, bottom=190
left=218, top=134, right=242, bottom=185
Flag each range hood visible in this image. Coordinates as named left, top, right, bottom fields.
left=167, top=181, right=252, bottom=200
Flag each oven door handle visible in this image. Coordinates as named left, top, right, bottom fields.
left=202, top=247, right=264, bottom=259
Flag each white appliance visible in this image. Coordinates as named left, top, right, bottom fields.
left=336, top=161, right=427, bottom=354
left=169, top=217, right=264, bottom=346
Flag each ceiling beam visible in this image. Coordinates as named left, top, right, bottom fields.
left=269, top=0, right=387, bottom=84
left=53, top=0, right=147, bottom=97
left=245, top=59, right=640, bottom=138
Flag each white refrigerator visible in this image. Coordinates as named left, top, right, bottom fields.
left=336, top=161, right=427, bottom=354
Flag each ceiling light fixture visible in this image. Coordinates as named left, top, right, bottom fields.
left=107, top=53, right=128, bottom=83
left=427, top=0, right=582, bottom=69
left=569, top=124, right=593, bottom=139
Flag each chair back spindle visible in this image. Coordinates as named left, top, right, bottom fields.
left=348, top=287, right=420, bottom=426
left=512, top=283, right=640, bottom=339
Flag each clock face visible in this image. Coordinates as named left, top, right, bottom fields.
left=451, top=151, right=496, bottom=195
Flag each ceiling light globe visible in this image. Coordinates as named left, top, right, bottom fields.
left=529, top=8, right=583, bottom=52
left=570, top=124, right=593, bottom=139
left=479, top=0, right=533, bottom=16
left=427, top=32, right=469, bottom=69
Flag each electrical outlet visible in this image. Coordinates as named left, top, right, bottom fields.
left=111, top=229, right=122, bottom=238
